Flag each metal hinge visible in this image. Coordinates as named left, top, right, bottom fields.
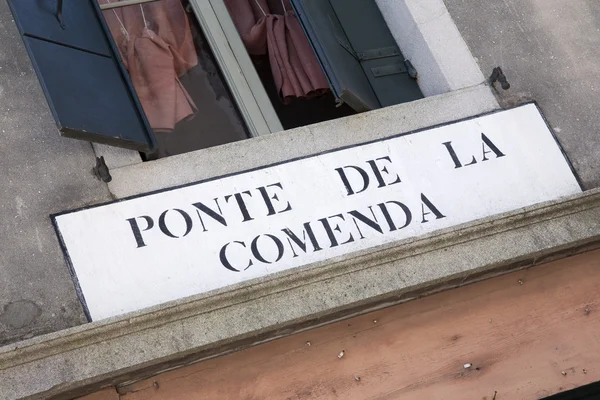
left=370, top=59, right=418, bottom=79
left=371, top=63, right=407, bottom=77
left=332, top=32, right=416, bottom=79
left=356, top=46, right=401, bottom=61
left=335, top=37, right=402, bottom=63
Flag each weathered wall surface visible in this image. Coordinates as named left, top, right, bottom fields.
left=0, top=1, right=113, bottom=344
left=445, top=0, right=600, bottom=189
left=113, top=250, right=600, bottom=400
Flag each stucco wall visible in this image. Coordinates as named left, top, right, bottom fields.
left=445, top=0, right=600, bottom=189
left=0, top=1, right=110, bottom=345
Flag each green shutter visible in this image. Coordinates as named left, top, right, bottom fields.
left=290, top=0, right=380, bottom=112
left=291, top=0, right=423, bottom=111
left=329, top=0, right=423, bottom=107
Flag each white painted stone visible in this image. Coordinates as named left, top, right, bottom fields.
left=376, top=0, right=485, bottom=96
left=54, top=104, right=581, bottom=321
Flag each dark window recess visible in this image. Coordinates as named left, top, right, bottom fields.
left=291, top=0, right=423, bottom=110
left=253, top=57, right=355, bottom=130
left=543, top=381, right=600, bottom=400
left=7, top=0, right=156, bottom=152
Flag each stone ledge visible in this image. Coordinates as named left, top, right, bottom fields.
left=2, top=188, right=600, bottom=400
left=107, top=84, right=499, bottom=198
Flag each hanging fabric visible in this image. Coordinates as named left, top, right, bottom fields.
left=224, top=0, right=329, bottom=103
left=99, top=0, right=199, bottom=132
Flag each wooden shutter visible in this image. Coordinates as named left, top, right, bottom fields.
left=290, top=0, right=423, bottom=112
left=329, top=0, right=423, bottom=107
left=7, top=0, right=156, bottom=152
left=290, top=0, right=380, bottom=112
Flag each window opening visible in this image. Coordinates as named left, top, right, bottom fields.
left=99, top=0, right=250, bottom=159
left=94, top=0, right=422, bottom=158
left=223, top=0, right=356, bottom=130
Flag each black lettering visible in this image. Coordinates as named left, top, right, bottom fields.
left=282, top=223, right=323, bottom=258
left=257, top=182, right=293, bottom=216
left=442, top=141, right=463, bottom=168
left=219, top=241, right=253, bottom=272
left=366, top=156, right=402, bottom=188
left=251, top=234, right=285, bottom=264
left=481, top=133, right=506, bottom=161
left=348, top=207, right=382, bottom=239
left=158, top=209, right=193, bottom=238
left=318, top=214, right=355, bottom=248
left=224, top=191, right=254, bottom=222
left=377, top=201, right=412, bottom=231
left=335, top=166, right=370, bottom=196
left=192, top=199, right=226, bottom=232
left=465, top=156, right=478, bottom=166
left=126, top=216, right=154, bottom=248
left=421, top=193, right=446, bottom=223
left=443, top=141, right=477, bottom=168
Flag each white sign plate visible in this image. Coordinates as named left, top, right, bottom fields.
left=54, top=104, right=581, bottom=321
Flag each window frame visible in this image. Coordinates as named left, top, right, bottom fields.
left=188, top=0, right=284, bottom=137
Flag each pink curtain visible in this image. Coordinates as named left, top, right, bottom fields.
left=99, top=0, right=199, bottom=132
left=224, top=0, right=330, bottom=103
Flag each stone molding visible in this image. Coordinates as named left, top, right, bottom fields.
left=2, top=188, right=600, bottom=399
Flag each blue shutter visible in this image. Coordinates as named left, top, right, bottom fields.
left=290, top=0, right=423, bottom=111
left=7, top=0, right=156, bottom=152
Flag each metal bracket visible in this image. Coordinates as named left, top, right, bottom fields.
left=334, top=35, right=401, bottom=63
left=371, top=63, right=407, bottom=78
left=93, top=156, right=112, bottom=183
left=489, top=66, right=510, bottom=90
